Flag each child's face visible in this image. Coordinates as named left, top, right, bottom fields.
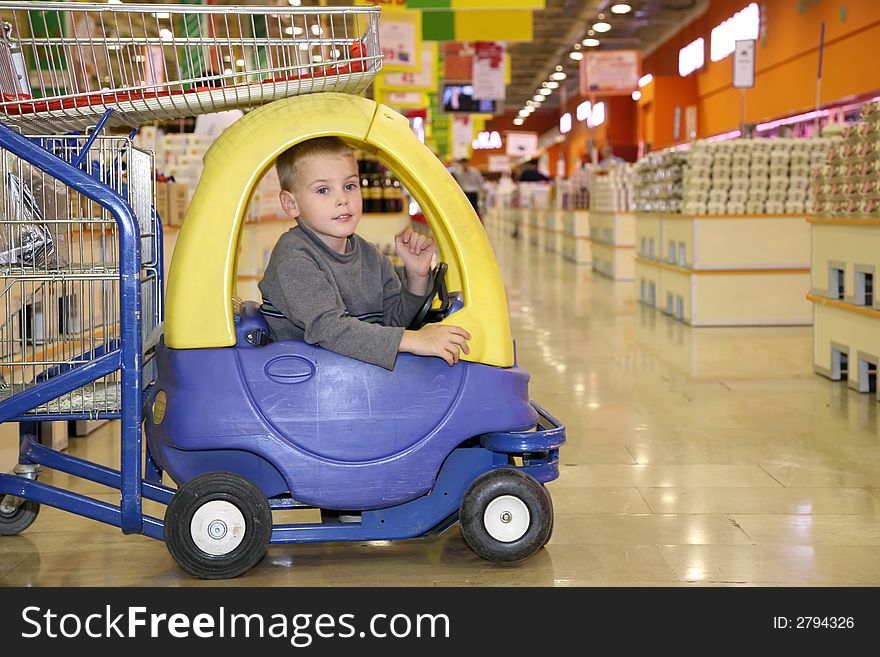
left=280, top=152, right=362, bottom=253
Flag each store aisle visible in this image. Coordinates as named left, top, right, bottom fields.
left=3, top=230, right=880, bottom=587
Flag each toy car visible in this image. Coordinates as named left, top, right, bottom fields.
left=144, top=92, right=565, bottom=578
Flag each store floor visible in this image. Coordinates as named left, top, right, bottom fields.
left=3, top=225, right=880, bottom=587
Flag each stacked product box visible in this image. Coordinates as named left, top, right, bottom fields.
left=633, top=148, right=687, bottom=213
left=812, top=114, right=877, bottom=218
left=590, top=164, right=634, bottom=213
left=558, top=168, right=591, bottom=264
left=683, top=137, right=831, bottom=215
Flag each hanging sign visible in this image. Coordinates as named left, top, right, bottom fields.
left=452, top=115, right=474, bottom=160
left=733, top=39, right=756, bottom=88
left=381, top=90, right=428, bottom=108
left=505, top=131, right=538, bottom=158
left=472, top=41, right=506, bottom=100
left=381, top=42, right=437, bottom=90
left=580, top=50, right=641, bottom=96
left=378, top=9, right=422, bottom=72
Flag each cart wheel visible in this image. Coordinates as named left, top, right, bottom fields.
left=459, top=468, right=552, bottom=563
left=164, top=472, right=272, bottom=580
left=0, top=498, right=40, bottom=536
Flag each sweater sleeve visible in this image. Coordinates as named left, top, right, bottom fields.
left=274, top=253, right=405, bottom=370
left=380, top=257, right=428, bottom=327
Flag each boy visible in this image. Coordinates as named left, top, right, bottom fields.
left=259, top=136, right=470, bottom=370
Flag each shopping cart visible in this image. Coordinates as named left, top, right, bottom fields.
left=0, top=2, right=563, bottom=581
left=0, top=1, right=381, bottom=545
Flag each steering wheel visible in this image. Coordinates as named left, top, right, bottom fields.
left=407, top=262, right=450, bottom=330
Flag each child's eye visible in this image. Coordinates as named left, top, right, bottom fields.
left=345, top=183, right=358, bottom=191
left=316, top=187, right=329, bottom=194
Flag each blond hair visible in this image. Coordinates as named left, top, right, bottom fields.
left=275, top=136, right=354, bottom=192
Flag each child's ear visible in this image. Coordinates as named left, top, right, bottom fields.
left=279, top=190, right=299, bottom=218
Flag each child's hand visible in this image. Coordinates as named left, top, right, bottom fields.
left=399, top=324, right=471, bottom=366
left=395, top=227, right=434, bottom=282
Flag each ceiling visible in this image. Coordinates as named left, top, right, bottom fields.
left=163, top=0, right=708, bottom=115
left=505, top=0, right=707, bottom=114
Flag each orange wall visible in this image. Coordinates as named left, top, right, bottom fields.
left=554, top=94, right=638, bottom=176
left=637, top=74, right=699, bottom=150
left=643, top=0, right=880, bottom=140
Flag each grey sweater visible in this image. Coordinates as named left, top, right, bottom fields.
left=258, top=222, right=425, bottom=370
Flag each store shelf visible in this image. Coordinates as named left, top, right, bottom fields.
left=636, top=212, right=812, bottom=325
left=808, top=217, right=880, bottom=397
left=589, top=211, right=635, bottom=280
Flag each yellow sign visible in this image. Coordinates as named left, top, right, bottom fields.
left=379, top=42, right=437, bottom=90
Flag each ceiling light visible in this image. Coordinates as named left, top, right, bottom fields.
left=153, top=12, right=170, bottom=19
left=513, top=118, right=524, bottom=125
left=582, top=38, right=600, bottom=47
left=592, top=22, right=612, bottom=33
left=550, top=71, right=567, bottom=81
left=638, top=73, right=653, bottom=88
left=288, top=0, right=302, bottom=5
left=611, top=3, right=632, bottom=14
left=518, top=109, right=529, bottom=117
left=632, top=90, right=642, bottom=101
left=532, top=95, right=544, bottom=102
left=539, top=88, right=552, bottom=95
left=526, top=100, right=536, bottom=107
left=159, top=28, right=173, bottom=40
left=569, top=51, right=583, bottom=60
left=545, top=80, right=559, bottom=89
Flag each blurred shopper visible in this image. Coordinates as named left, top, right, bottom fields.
left=516, top=159, right=552, bottom=182
left=452, top=157, right=486, bottom=221
left=598, top=145, right=625, bottom=168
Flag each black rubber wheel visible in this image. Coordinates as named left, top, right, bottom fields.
left=0, top=498, right=40, bottom=536
left=164, top=472, right=272, bottom=580
left=459, top=468, right=553, bottom=563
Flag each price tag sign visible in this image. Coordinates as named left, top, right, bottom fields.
left=733, top=39, right=755, bottom=89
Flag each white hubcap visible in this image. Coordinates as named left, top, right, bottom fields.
left=483, top=495, right=530, bottom=542
left=190, top=500, right=246, bottom=555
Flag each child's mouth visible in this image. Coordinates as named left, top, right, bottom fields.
left=334, top=214, right=353, bottom=221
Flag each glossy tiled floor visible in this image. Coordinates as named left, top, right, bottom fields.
left=3, top=217, right=880, bottom=587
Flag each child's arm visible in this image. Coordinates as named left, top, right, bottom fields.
left=399, top=323, right=471, bottom=366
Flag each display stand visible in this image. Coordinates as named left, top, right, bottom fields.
left=544, top=207, right=563, bottom=254
left=561, top=210, right=591, bottom=264
left=635, top=212, right=812, bottom=325
left=590, top=211, right=635, bottom=280
left=808, top=217, right=880, bottom=399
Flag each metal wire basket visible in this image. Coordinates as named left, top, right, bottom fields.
left=0, top=134, right=161, bottom=418
left=0, top=2, right=381, bottom=133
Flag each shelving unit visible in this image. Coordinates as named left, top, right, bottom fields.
left=808, top=217, right=880, bottom=398
left=589, top=211, right=635, bottom=280
left=635, top=212, right=812, bottom=325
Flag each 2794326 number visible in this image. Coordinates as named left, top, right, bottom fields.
left=796, top=617, right=854, bottom=629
